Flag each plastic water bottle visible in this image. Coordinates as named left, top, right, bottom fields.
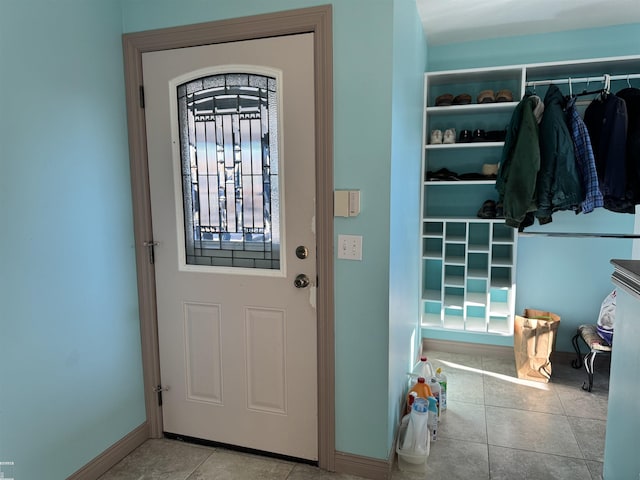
left=408, top=356, right=435, bottom=389
left=406, top=377, right=433, bottom=414
left=401, top=398, right=430, bottom=456
left=428, top=377, right=441, bottom=419
left=426, top=396, right=438, bottom=441
left=417, top=356, right=435, bottom=380
left=435, top=368, right=447, bottom=412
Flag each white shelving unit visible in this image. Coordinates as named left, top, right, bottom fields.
left=420, top=66, right=523, bottom=335
left=419, top=55, right=640, bottom=337
left=421, top=218, right=517, bottom=334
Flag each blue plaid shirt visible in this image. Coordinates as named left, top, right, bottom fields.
left=567, top=99, right=603, bottom=214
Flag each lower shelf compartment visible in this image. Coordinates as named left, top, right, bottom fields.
left=421, top=308, right=513, bottom=335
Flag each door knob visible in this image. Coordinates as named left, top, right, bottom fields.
left=296, top=245, right=309, bottom=259
left=294, top=274, right=310, bottom=288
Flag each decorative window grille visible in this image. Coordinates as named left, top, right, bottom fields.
left=177, top=73, right=280, bottom=269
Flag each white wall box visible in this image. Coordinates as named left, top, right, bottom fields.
left=420, top=56, right=640, bottom=337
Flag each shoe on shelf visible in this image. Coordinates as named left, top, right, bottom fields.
left=482, top=163, right=499, bottom=176
left=472, top=128, right=487, bottom=142
left=426, top=168, right=459, bottom=181
left=496, top=89, right=513, bottom=102
left=430, top=129, right=443, bottom=144
left=477, top=199, right=497, bottom=219
left=485, top=129, right=507, bottom=142
left=477, top=89, right=495, bottom=103
left=435, top=93, right=454, bottom=106
left=443, top=128, right=456, bottom=144
left=452, top=93, right=472, bottom=105
left=458, top=129, right=472, bottom=143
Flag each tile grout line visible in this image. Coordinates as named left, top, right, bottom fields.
left=184, top=447, right=218, bottom=480
left=481, top=355, right=493, bottom=480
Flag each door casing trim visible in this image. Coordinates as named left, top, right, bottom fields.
left=122, top=5, right=334, bottom=470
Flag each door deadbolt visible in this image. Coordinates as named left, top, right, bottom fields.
left=294, top=274, right=310, bottom=288
left=295, top=245, right=309, bottom=259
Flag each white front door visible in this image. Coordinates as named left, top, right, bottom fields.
left=142, top=33, right=317, bottom=460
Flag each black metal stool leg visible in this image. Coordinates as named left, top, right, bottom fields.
left=571, top=331, right=583, bottom=369
left=582, top=350, right=596, bottom=392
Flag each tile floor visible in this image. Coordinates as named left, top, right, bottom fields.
left=99, top=348, right=610, bottom=480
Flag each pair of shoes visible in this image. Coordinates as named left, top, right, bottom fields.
left=459, top=129, right=472, bottom=142
left=430, top=129, right=456, bottom=144
left=435, top=93, right=454, bottom=106
left=477, top=199, right=497, bottom=218
left=477, top=89, right=514, bottom=103
left=459, top=129, right=494, bottom=142
left=471, top=129, right=486, bottom=142
left=426, top=168, right=459, bottom=181
left=435, top=93, right=472, bottom=106
left=496, top=89, right=513, bottom=102
left=477, top=90, right=495, bottom=103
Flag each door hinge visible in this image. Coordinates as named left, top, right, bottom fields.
left=143, top=240, right=159, bottom=264
left=139, top=85, right=145, bottom=108
left=153, top=385, right=169, bottom=406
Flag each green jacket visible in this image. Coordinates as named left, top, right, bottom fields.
left=496, top=95, right=542, bottom=229
left=535, top=85, right=583, bottom=223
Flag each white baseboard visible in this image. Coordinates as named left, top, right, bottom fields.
left=67, top=422, right=148, bottom=480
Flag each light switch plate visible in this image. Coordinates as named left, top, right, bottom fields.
left=334, top=190, right=360, bottom=217
left=337, top=234, right=362, bottom=260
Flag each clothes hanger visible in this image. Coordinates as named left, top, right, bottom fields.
left=569, top=77, right=573, bottom=97
left=572, top=76, right=607, bottom=99
left=525, top=83, right=537, bottom=96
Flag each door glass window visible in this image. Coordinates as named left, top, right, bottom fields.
left=177, top=73, right=280, bottom=269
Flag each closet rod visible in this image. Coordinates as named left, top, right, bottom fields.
left=526, top=73, right=640, bottom=87
left=518, top=232, right=640, bottom=239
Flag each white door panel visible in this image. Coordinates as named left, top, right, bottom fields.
left=142, top=33, right=317, bottom=460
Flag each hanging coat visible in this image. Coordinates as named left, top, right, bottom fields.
left=536, top=85, right=583, bottom=224
left=496, top=95, right=543, bottom=229
left=584, top=92, right=630, bottom=212
left=566, top=96, right=603, bottom=214
left=616, top=87, right=640, bottom=206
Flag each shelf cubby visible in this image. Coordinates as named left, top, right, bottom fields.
left=420, top=218, right=517, bottom=333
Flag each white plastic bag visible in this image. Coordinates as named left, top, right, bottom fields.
left=597, top=289, right=616, bottom=345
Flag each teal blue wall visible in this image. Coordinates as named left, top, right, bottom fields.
left=3, top=2, right=635, bottom=475
left=428, top=23, right=640, bottom=71
left=426, top=24, right=640, bottom=353
left=0, top=1, right=146, bottom=479
left=388, top=0, right=427, bottom=450
left=331, top=1, right=394, bottom=459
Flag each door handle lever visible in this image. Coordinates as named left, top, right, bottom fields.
left=294, top=274, right=310, bottom=288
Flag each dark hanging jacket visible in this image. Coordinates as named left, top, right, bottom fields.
left=535, top=85, right=583, bottom=224
left=496, top=95, right=543, bottom=229
left=616, top=87, right=640, bottom=206
left=584, top=92, right=630, bottom=212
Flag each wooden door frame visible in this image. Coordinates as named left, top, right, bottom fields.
left=122, top=5, right=334, bottom=470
